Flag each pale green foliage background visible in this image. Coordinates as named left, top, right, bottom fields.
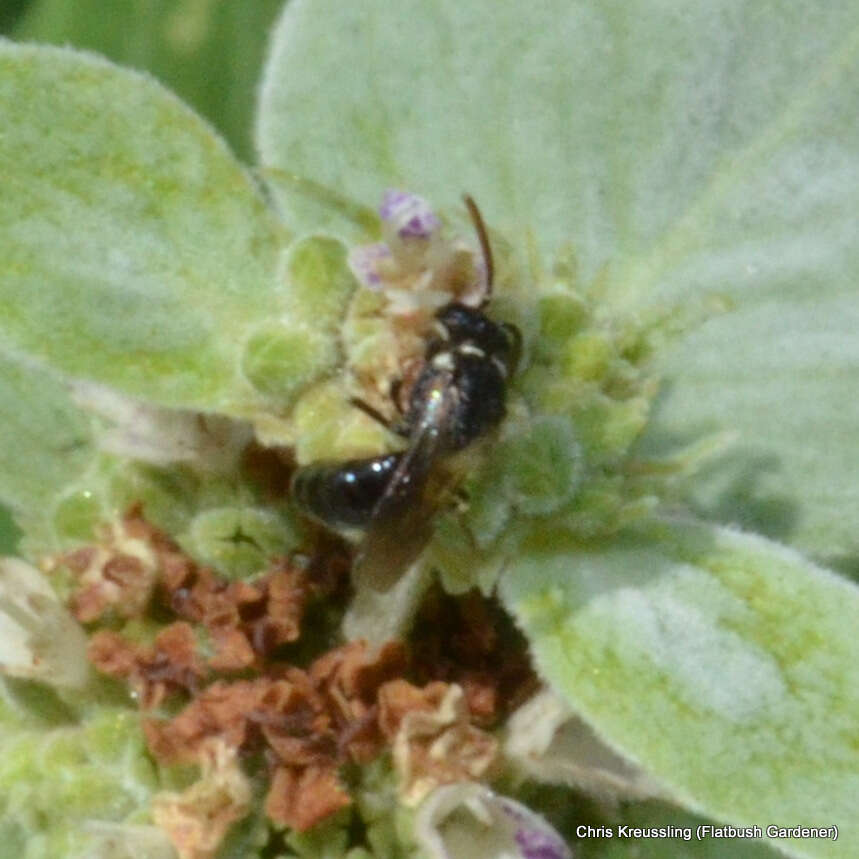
left=13, top=0, right=283, bottom=162
left=0, top=1, right=857, bottom=857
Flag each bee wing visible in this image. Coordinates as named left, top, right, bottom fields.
left=352, top=419, right=456, bottom=593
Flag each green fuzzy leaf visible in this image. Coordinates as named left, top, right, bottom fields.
left=0, top=353, right=99, bottom=550
left=640, top=297, right=859, bottom=569
left=0, top=42, right=315, bottom=417
left=572, top=799, right=785, bottom=858
left=0, top=506, right=20, bottom=555
left=258, top=0, right=856, bottom=273
left=0, top=353, right=185, bottom=557
left=14, top=0, right=283, bottom=162
left=261, top=0, right=615, bottom=245
left=500, top=415, right=583, bottom=517
left=625, top=6, right=859, bottom=565
left=241, top=235, right=357, bottom=407
left=0, top=706, right=162, bottom=857
left=0, top=353, right=304, bottom=564
left=500, top=518, right=859, bottom=858
left=180, top=504, right=301, bottom=580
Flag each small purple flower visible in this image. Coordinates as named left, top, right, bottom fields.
left=347, top=242, right=391, bottom=289
left=515, top=827, right=571, bottom=859
left=415, top=783, right=574, bottom=859
left=379, top=188, right=440, bottom=239
left=346, top=192, right=488, bottom=308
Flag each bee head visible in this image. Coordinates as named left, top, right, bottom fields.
left=434, top=302, right=521, bottom=377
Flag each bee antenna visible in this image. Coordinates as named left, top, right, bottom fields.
left=463, top=194, right=494, bottom=301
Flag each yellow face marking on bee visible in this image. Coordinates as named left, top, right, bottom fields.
left=433, top=320, right=450, bottom=340
left=457, top=343, right=486, bottom=358
left=431, top=351, right=456, bottom=371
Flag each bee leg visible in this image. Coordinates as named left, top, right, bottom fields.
left=386, top=377, right=414, bottom=438
left=348, top=396, right=394, bottom=430
left=389, top=377, right=406, bottom=415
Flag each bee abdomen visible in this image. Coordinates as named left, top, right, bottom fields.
left=291, top=453, right=401, bottom=529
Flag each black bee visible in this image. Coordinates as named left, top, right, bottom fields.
left=291, top=196, right=520, bottom=590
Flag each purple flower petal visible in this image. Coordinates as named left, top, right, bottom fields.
left=347, top=242, right=391, bottom=288
left=415, top=783, right=574, bottom=859
left=378, top=189, right=412, bottom=220
left=515, top=828, right=571, bottom=859
left=379, top=189, right=440, bottom=239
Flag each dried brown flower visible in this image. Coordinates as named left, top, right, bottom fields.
left=378, top=679, right=499, bottom=805
left=57, top=506, right=163, bottom=622
left=310, top=639, right=408, bottom=760
left=264, top=764, right=351, bottom=832
left=151, top=739, right=251, bottom=859
left=71, top=507, right=532, bottom=852
left=410, top=586, right=537, bottom=725
left=88, top=622, right=206, bottom=709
